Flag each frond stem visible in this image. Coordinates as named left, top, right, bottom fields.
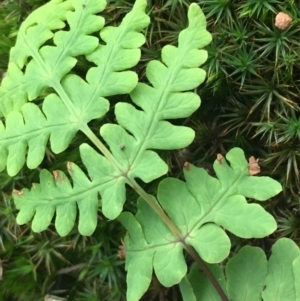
left=133, top=179, right=229, bottom=301
left=81, top=125, right=126, bottom=172
left=130, top=179, right=183, bottom=238
left=82, top=121, right=229, bottom=301
left=185, top=245, right=230, bottom=301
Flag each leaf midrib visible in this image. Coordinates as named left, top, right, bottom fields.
left=187, top=170, right=246, bottom=236
left=128, top=48, right=191, bottom=170
left=0, top=121, right=78, bottom=144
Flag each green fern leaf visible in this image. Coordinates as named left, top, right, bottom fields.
left=186, top=264, right=225, bottom=301
left=0, top=0, right=149, bottom=176
left=184, top=238, right=300, bottom=301
left=294, top=256, right=300, bottom=300
left=13, top=2, right=211, bottom=231
left=14, top=143, right=126, bottom=236
left=179, top=276, right=197, bottom=301
left=226, top=246, right=268, bottom=301
left=0, top=0, right=104, bottom=115
left=101, top=3, right=212, bottom=184
left=118, top=148, right=282, bottom=301
left=262, top=238, right=300, bottom=301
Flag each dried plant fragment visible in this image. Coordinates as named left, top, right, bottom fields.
left=53, top=170, right=64, bottom=182
left=67, top=161, right=74, bottom=173
left=248, top=156, right=260, bottom=175
left=275, top=12, right=292, bottom=30
left=44, top=294, right=67, bottom=301
left=217, top=154, right=223, bottom=165
left=183, top=162, right=190, bottom=171
left=12, top=189, right=23, bottom=196
left=118, top=238, right=126, bottom=259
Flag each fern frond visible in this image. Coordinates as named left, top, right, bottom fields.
left=0, top=0, right=149, bottom=176
left=118, top=148, right=282, bottom=301
left=0, top=0, right=103, bottom=115
left=13, top=3, right=211, bottom=234
left=101, top=3, right=212, bottom=187
left=184, top=238, right=300, bottom=301
left=14, top=143, right=121, bottom=236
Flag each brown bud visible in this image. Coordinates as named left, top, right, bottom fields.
left=217, top=154, right=223, bottom=165
left=275, top=12, right=292, bottom=30
left=183, top=162, right=190, bottom=171
left=248, top=156, right=260, bottom=176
